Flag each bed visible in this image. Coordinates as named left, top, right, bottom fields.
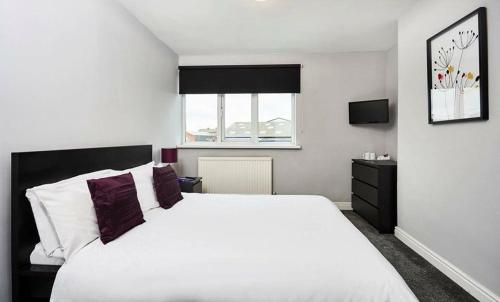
left=11, top=145, right=417, bottom=302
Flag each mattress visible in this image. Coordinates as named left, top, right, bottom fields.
left=50, top=193, right=418, bottom=302
left=30, top=243, right=65, bottom=266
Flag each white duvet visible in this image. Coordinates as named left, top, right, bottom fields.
left=51, top=193, right=418, bottom=302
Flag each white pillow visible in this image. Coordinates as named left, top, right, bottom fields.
left=37, top=177, right=103, bottom=260
left=118, top=162, right=159, bottom=212
left=26, top=169, right=112, bottom=256
left=37, top=163, right=157, bottom=260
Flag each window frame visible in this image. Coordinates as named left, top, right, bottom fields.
left=180, top=93, right=298, bottom=148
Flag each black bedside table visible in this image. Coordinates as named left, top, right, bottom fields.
left=179, top=177, right=202, bottom=193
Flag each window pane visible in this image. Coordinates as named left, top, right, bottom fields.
left=185, top=94, right=218, bottom=143
left=224, top=94, right=252, bottom=140
left=258, top=93, right=292, bottom=142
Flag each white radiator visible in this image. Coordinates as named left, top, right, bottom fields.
left=198, top=157, right=272, bottom=194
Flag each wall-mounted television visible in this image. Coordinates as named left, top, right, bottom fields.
left=349, top=99, right=389, bottom=124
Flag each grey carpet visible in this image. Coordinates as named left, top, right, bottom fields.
left=342, top=211, right=477, bottom=302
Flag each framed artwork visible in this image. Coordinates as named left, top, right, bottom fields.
left=427, top=7, right=488, bottom=124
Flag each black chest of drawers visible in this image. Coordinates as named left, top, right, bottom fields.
left=351, top=159, right=397, bottom=233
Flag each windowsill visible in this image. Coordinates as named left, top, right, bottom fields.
left=177, top=144, right=302, bottom=150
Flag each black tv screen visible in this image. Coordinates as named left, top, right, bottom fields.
left=349, top=99, right=389, bottom=124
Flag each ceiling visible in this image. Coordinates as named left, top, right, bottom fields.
left=118, top=0, right=416, bottom=55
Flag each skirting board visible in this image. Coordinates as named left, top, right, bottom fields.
left=395, top=227, right=500, bottom=302
left=335, top=202, right=352, bottom=210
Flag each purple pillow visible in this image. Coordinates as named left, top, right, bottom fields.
left=87, top=172, right=145, bottom=244
left=153, top=165, right=183, bottom=209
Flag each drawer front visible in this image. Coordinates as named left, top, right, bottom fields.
left=352, top=194, right=379, bottom=229
left=22, top=275, right=55, bottom=299
left=352, top=163, right=378, bottom=187
left=352, top=179, right=378, bottom=207
left=180, top=181, right=202, bottom=193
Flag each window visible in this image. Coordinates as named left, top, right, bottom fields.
left=182, top=93, right=296, bottom=147
left=258, top=94, right=292, bottom=142
left=223, top=94, right=252, bottom=141
left=179, top=64, right=300, bottom=148
left=184, top=94, right=218, bottom=143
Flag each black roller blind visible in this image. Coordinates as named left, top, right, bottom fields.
left=179, top=64, right=301, bottom=94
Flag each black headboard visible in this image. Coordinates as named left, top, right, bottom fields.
left=11, top=145, right=152, bottom=272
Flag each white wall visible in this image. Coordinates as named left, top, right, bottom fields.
left=0, top=0, right=179, bottom=300
left=385, top=46, right=398, bottom=159
left=178, top=52, right=397, bottom=205
left=398, top=0, right=500, bottom=298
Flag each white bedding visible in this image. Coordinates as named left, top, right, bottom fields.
left=30, top=243, right=65, bottom=266
left=51, top=193, right=418, bottom=302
